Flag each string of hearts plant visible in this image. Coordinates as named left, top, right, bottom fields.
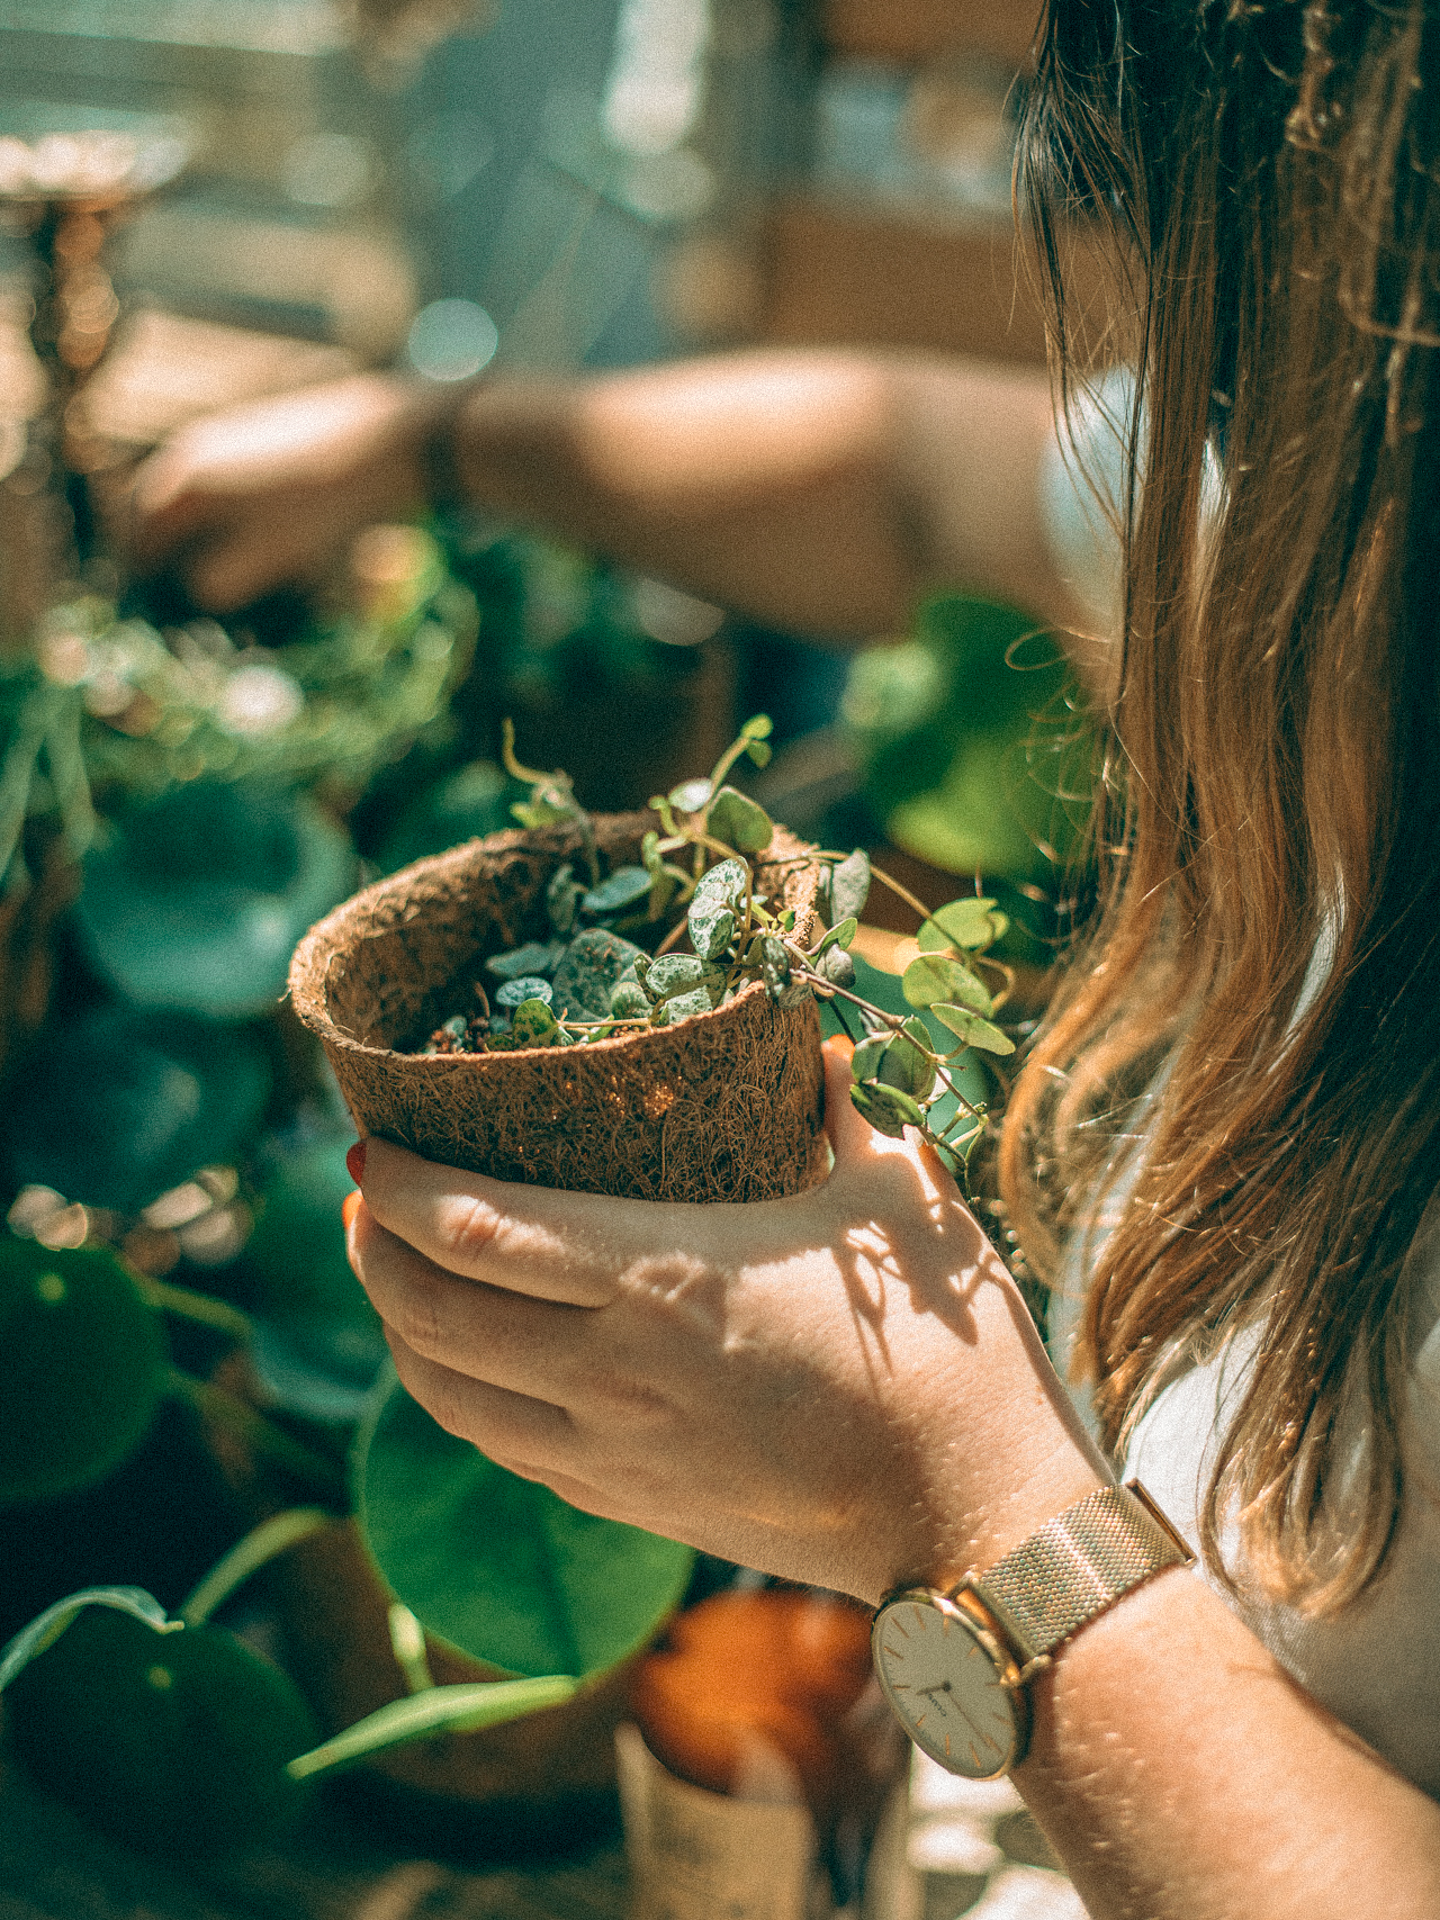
left=421, top=715, right=1018, bottom=1177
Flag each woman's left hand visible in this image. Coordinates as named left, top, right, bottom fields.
left=345, top=1039, right=1106, bottom=1604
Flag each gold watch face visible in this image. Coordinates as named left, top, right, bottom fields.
left=871, top=1590, right=1025, bottom=1779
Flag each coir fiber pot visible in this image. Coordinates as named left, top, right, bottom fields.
left=288, top=812, right=829, bottom=1202
left=284, top=813, right=829, bottom=1852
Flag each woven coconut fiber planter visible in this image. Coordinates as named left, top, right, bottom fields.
left=288, top=813, right=829, bottom=1202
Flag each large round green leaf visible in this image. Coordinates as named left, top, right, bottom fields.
left=0, top=1238, right=169, bottom=1506
left=246, top=1130, right=389, bottom=1419
left=5, top=1006, right=270, bottom=1214
left=355, top=1369, right=694, bottom=1680
left=77, top=779, right=356, bottom=1017
left=4, top=1602, right=316, bottom=1856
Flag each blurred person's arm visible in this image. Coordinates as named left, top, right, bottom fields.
left=127, top=352, right=1095, bottom=658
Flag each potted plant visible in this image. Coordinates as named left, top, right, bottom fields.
left=287, top=714, right=1017, bottom=1693
left=0, top=1230, right=573, bottom=1862
left=0, top=717, right=1020, bottom=1873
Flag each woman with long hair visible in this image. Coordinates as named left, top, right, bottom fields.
left=133, top=0, right=1440, bottom=1903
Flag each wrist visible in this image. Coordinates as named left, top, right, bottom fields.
left=903, top=1275, right=1111, bottom=1596
left=923, top=1446, right=1110, bottom=1599
left=395, top=375, right=485, bottom=521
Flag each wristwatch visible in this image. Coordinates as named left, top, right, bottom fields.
left=871, top=1480, right=1193, bottom=1779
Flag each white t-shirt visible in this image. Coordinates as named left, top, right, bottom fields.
left=1038, top=383, right=1440, bottom=1799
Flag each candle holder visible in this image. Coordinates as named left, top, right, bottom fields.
left=0, top=106, right=192, bottom=643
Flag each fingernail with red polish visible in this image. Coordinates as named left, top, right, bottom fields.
left=346, top=1139, right=367, bottom=1185
left=341, top=1190, right=363, bottom=1231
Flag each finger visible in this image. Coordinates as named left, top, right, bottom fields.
left=357, top=1135, right=711, bottom=1307
left=186, top=535, right=315, bottom=613
left=349, top=1196, right=599, bottom=1403
left=385, top=1328, right=577, bottom=1481
left=387, top=1333, right=679, bottom=1536
left=127, top=471, right=208, bottom=571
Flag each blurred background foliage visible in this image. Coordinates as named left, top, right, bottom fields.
left=0, top=0, right=1096, bottom=1866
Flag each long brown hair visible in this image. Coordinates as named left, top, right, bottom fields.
left=1002, top=0, right=1440, bottom=1609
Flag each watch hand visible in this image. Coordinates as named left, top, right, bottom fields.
left=915, top=1679, right=992, bottom=1743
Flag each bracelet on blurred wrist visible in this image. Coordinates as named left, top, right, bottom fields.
left=415, top=383, right=475, bottom=521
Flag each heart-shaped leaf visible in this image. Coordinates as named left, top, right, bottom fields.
left=825, top=955, right=988, bottom=1144
left=655, top=985, right=715, bottom=1024
left=829, top=849, right=872, bottom=924
left=850, top=1033, right=890, bottom=1082
left=813, top=917, right=858, bottom=957
left=929, top=1004, right=1016, bottom=1055
left=687, top=899, right=735, bottom=962
left=693, top=856, right=748, bottom=904
left=487, top=940, right=567, bottom=982
left=902, top=953, right=994, bottom=1017
left=705, top=787, right=773, bottom=854
left=355, top=1370, right=694, bottom=1680
left=495, top=975, right=553, bottom=1011
left=919, top=898, right=1011, bottom=953
left=688, top=857, right=748, bottom=960
left=552, top=929, right=648, bottom=1021
left=669, top=778, right=713, bottom=814
left=849, top=1082, right=925, bottom=1138
left=582, top=866, right=653, bottom=917
left=547, top=864, right=584, bottom=936
left=510, top=998, right=561, bottom=1047
left=608, top=977, right=652, bottom=1020
left=818, top=945, right=856, bottom=989
left=646, top=952, right=710, bottom=1002
left=874, top=1018, right=937, bottom=1101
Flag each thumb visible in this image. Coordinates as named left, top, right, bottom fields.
left=821, top=1033, right=885, bottom=1167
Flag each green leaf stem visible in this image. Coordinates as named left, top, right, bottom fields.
left=285, top=1675, right=576, bottom=1782
left=179, top=1509, right=332, bottom=1629
left=0, top=1587, right=177, bottom=1694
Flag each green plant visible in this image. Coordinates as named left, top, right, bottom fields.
left=0, top=1517, right=573, bottom=1858
left=0, top=1231, right=340, bottom=1511
left=0, top=1212, right=700, bottom=1848
left=357, top=1368, right=696, bottom=1682
left=422, top=715, right=1019, bottom=1175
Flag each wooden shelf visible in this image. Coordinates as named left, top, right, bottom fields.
left=759, top=196, right=1111, bottom=366
left=823, top=0, right=1040, bottom=71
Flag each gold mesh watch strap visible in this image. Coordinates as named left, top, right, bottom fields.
left=968, top=1481, right=1194, bottom=1669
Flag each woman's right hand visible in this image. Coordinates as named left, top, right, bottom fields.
left=126, top=371, right=430, bottom=610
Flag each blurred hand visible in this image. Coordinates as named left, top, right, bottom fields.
left=126, top=372, right=428, bottom=611
left=345, top=1040, right=1106, bottom=1604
